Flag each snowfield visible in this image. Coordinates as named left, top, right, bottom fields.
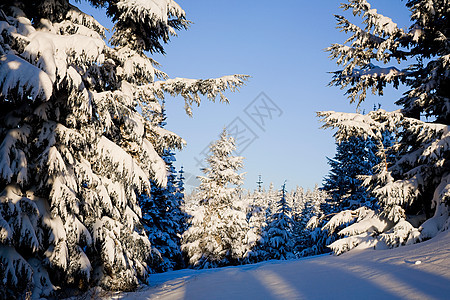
left=106, top=230, right=450, bottom=300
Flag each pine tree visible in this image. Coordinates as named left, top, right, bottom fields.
left=177, top=166, right=186, bottom=197
left=176, top=166, right=187, bottom=232
left=139, top=104, right=188, bottom=272
left=265, top=182, right=278, bottom=219
left=319, top=0, right=450, bottom=254
left=322, top=135, right=378, bottom=210
left=243, top=188, right=268, bottom=263
left=183, top=186, right=200, bottom=215
left=263, top=182, right=295, bottom=260
left=315, top=113, right=397, bottom=256
left=0, top=0, right=247, bottom=297
left=291, top=186, right=305, bottom=218
left=297, top=186, right=330, bottom=257
left=140, top=149, right=187, bottom=272
left=181, top=129, right=249, bottom=268
left=256, top=175, right=263, bottom=193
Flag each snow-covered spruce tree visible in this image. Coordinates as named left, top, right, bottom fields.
left=246, top=182, right=277, bottom=261
left=291, top=186, right=308, bottom=253
left=242, top=189, right=268, bottom=263
left=139, top=154, right=186, bottom=273
left=305, top=133, right=380, bottom=256
left=177, top=166, right=185, bottom=197
left=264, top=182, right=278, bottom=219
left=141, top=152, right=187, bottom=272
left=319, top=0, right=450, bottom=254
left=176, top=166, right=187, bottom=226
left=139, top=105, right=188, bottom=272
left=296, top=186, right=329, bottom=257
left=263, top=182, right=295, bottom=260
left=183, top=186, right=200, bottom=215
left=181, top=129, right=249, bottom=268
left=322, top=135, right=379, bottom=210
left=0, top=0, right=247, bottom=297
left=292, top=186, right=305, bottom=214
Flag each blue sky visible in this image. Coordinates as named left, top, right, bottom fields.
left=77, top=0, right=411, bottom=192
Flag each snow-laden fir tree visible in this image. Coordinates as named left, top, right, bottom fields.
left=0, top=0, right=247, bottom=297
left=306, top=132, right=379, bottom=255
left=296, top=186, right=329, bottom=257
left=322, top=135, right=379, bottom=209
left=139, top=104, right=188, bottom=272
left=290, top=186, right=307, bottom=254
left=291, top=186, right=305, bottom=213
left=177, top=166, right=186, bottom=195
left=183, top=189, right=197, bottom=213
left=319, top=0, right=450, bottom=254
left=140, top=151, right=187, bottom=272
left=242, top=188, right=268, bottom=263
left=176, top=166, right=187, bottom=222
left=315, top=121, right=396, bottom=256
left=256, top=175, right=263, bottom=192
left=181, top=129, right=249, bottom=268
left=263, top=182, right=295, bottom=260
left=265, top=182, right=278, bottom=219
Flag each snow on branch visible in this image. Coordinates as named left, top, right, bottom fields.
left=322, top=206, right=374, bottom=234
left=305, top=215, right=320, bottom=230
left=0, top=54, right=53, bottom=102
left=97, top=136, right=154, bottom=188
left=65, top=4, right=106, bottom=38
left=1, top=185, right=41, bottom=253
left=341, top=0, right=402, bottom=37
left=328, top=232, right=375, bottom=255
left=22, top=31, right=105, bottom=84
left=0, top=125, right=31, bottom=184
left=160, top=75, right=249, bottom=116
left=317, top=109, right=435, bottom=145
left=327, top=0, right=409, bottom=104
left=328, top=64, right=406, bottom=105
left=372, top=176, right=421, bottom=221
left=338, top=209, right=389, bottom=237
left=318, top=110, right=388, bottom=142
left=323, top=205, right=390, bottom=256
left=116, top=0, right=185, bottom=27
left=147, top=126, right=186, bottom=152
left=350, top=65, right=403, bottom=78
left=379, top=218, right=421, bottom=247
left=0, top=246, right=32, bottom=286
left=133, top=74, right=248, bottom=117
left=111, top=0, right=189, bottom=52
left=142, top=139, right=168, bottom=186
left=110, top=46, right=167, bottom=84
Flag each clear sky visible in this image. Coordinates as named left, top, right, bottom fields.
left=76, top=0, right=411, bottom=192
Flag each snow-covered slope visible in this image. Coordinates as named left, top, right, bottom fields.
left=107, top=231, right=449, bottom=299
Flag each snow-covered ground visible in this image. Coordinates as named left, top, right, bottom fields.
left=108, top=231, right=450, bottom=299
